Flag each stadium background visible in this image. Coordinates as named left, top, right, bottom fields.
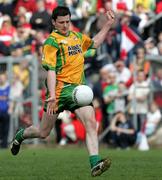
left=0, top=0, right=162, bottom=150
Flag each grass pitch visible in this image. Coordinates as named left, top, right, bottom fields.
left=0, top=145, right=162, bottom=180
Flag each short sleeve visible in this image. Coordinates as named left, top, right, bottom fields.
left=81, top=34, right=94, bottom=53
left=42, top=45, right=58, bottom=71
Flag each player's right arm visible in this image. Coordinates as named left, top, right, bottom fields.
left=42, top=43, right=58, bottom=115
left=46, top=70, right=57, bottom=115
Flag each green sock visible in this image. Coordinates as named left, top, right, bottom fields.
left=15, top=128, right=25, bottom=143
left=89, top=155, right=101, bottom=168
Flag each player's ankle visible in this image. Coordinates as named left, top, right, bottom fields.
left=15, top=128, right=25, bottom=144
left=89, top=155, right=101, bottom=168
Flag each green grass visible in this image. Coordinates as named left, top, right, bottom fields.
left=0, top=145, right=162, bottom=180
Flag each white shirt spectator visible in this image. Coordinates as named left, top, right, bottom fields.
left=145, top=107, right=161, bottom=136
left=116, top=67, right=131, bottom=83
left=102, top=63, right=116, bottom=73
left=10, top=81, right=24, bottom=100
left=146, top=110, right=161, bottom=130
left=9, top=76, right=24, bottom=116
left=138, top=13, right=148, bottom=32
left=115, top=61, right=131, bottom=84
left=128, top=81, right=150, bottom=114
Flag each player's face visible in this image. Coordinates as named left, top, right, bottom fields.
left=53, top=15, right=70, bottom=35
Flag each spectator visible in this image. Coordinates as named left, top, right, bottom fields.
left=135, top=0, right=155, bottom=12
left=11, top=27, right=34, bottom=56
left=128, top=70, right=150, bottom=132
left=129, top=46, right=150, bottom=76
left=14, top=6, right=31, bottom=25
left=93, top=65, right=111, bottom=109
left=14, top=0, right=37, bottom=17
left=152, top=68, right=162, bottom=91
left=45, top=0, right=58, bottom=14
left=16, top=14, right=32, bottom=30
left=144, top=37, right=159, bottom=55
left=112, top=0, right=134, bottom=12
left=32, top=29, right=47, bottom=61
left=115, top=60, right=132, bottom=84
left=0, top=1, right=14, bottom=18
left=109, top=111, right=136, bottom=149
left=58, top=111, right=86, bottom=146
left=10, top=43, right=24, bottom=58
left=65, top=0, right=89, bottom=30
left=9, top=73, right=24, bottom=120
left=114, top=81, right=128, bottom=113
left=80, top=0, right=95, bottom=18
left=156, top=0, right=162, bottom=14
left=103, top=72, right=118, bottom=121
left=97, top=0, right=112, bottom=13
left=0, top=71, right=12, bottom=148
left=134, top=3, right=149, bottom=32
left=58, top=110, right=77, bottom=145
left=0, top=15, right=17, bottom=56
left=145, top=101, right=162, bottom=136
left=30, top=0, right=51, bottom=33
left=152, top=68, right=162, bottom=109
left=13, top=60, right=30, bottom=90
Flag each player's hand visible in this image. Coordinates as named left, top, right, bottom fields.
left=106, top=9, right=115, bottom=26
left=46, top=96, right=56, bottom=115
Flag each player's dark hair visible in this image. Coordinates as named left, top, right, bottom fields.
left=52, top=6, right=71, bottom=21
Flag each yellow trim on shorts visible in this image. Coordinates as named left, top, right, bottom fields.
left=55, top=81, right=64, bottom=112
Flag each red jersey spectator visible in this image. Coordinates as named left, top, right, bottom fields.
left=59, top=111, right=86, bottom=145
left=0, top=15, right=17, bottom=47
left=156, top=1, right=162, bottom=14
left=45, top=0, right=58, bottom=14
left=17, top=14, right=32, bottom=30
left=14, top=0, right=37, bottom=16
left=97, top=0, right=112, bottom=13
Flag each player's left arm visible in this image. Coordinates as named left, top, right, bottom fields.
left=92, top=9, right=115, bottom=48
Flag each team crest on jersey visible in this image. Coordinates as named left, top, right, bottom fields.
left=68, top=44, right=82, bottom=56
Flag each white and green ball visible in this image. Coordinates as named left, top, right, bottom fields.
left=72, top=85, right=94, bottom=106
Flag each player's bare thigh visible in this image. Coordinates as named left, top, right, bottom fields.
left=75, top=106, right=96, bottom=127
left=40, top=111, right=58, bottom=137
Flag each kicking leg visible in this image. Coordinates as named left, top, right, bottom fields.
left=11, top=111, right=58, bottom=155
left=75, top=106, right=98, bottom=155
left=75, top=106, right=111, bottom=177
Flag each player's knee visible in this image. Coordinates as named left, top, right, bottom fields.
left=40, top=131, right=50, bottom=139
left=86, top=118, right=97, bottom=131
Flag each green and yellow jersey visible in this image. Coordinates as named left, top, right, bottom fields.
left=42, top=30, right=94, bottom=85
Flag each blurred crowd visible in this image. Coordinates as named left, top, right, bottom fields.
left=0, top=0, right=162, bottom=149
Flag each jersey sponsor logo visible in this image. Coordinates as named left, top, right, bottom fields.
left=68, top=44, right=82, bottom=56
